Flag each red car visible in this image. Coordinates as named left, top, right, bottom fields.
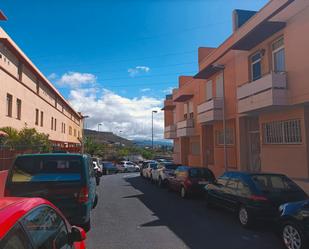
left=0, top=197, right=86, bottom=249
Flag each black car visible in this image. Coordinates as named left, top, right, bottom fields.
left=4, top=153, right=98, bottom=232
left=279, top=200, right=309, bottom=249
left=204, top=171, right=308, bottom=228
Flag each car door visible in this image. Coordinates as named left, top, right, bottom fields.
left=0, top=223, right=33, bottom=249
left=208, top=175, right=229, bottom=206
left=22, top=205, right=73, bottom=249
left=169, top=167, right=179, bottom=190
left=223, top=177, right=240, bottom=211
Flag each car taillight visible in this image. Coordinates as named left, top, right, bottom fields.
left=249, top=195, right=268, bottom=201
left=78, top=187, right=89, bottom=203
left=185, top=178, right=192, bottom=186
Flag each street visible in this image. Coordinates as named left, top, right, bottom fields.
left=87, top=173, right=283, bottom=249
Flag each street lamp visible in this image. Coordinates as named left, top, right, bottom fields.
left=212, top=63, right=227, bottom=172
left=152, top=110, right=158, bottom=150
left=81, top=115, right=89, bottom=153
left=98, top=123, right=102, bottom=132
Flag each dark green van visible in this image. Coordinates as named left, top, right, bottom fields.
left=4, top=153, right=97, bottom=232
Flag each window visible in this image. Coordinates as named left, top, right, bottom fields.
left=263, top=119, right=302, bottom=144
left=0, top=223, right=32, bottom=249
left=272, top=37, right=285, bottom=72
left=6, top=94, right=12, bottom=117
left=16, top=99, right=21, bottom=120
left=63, top=123, right=66, bottom=134
left=206, top=80, right=213, bottom=101
left=40, top=111, right=44, bottom=127
left=216, top=128, right=234, bottom=145
left=22, top=206, right=70, bottom=249
left=216, top=73, right=224, bottom=98
left=74, top=129, right=77, bottom=137
left=250, top=52, right=262, bottom=81
left=51, top=117, right=54, bottom=130
left=35, top=109, right=39, bottom=125
left=69, top=126, right=72, bottom=135
left=54, top=118, right=57, bottom=131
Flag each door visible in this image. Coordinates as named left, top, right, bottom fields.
left=203, top=125, right=214, bottom=166
left=247, top=117, right=261, bottom=172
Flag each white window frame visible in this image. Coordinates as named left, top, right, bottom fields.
left=272, top=36, right=285, bottom=73
left=263, top=119, right=302, bottom=145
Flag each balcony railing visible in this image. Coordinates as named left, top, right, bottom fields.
left=176, top=118, right=194, bottom=137
left=197, top=98, right=223, bottom=124
left=237, top=72, right=288, bottom=113
left=164, top=124, right=177, bottom=139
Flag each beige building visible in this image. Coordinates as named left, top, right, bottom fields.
left=0, top=25, right=83, bottom=148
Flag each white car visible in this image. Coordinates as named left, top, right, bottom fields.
left=142, top=161, right=158, bottom=179
left=151, top=162, right=179, bottom=187
left=117, top=161, right=136, bottom=173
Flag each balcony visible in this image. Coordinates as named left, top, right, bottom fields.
left=164, top=124, right=177, bottom=139
left=176, top=118, right=194, bottom=137
left=197, top=98, right=223, bottom=124
left=237, top=72, right=288, bottom=113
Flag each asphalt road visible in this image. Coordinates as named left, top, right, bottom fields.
left=87, top=173, right=284, bottom=249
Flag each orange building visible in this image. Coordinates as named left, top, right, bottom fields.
left=163, top=0, right=309, bottom=191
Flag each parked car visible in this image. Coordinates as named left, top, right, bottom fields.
left=151, top=162, right=179, bottom=187
left=0, top=197, right=86, bottom=249
left=140, top=160, right=156, bottom=177
left=278, top=200, right=309, bottom=249
left=116, top=161, right=137, bottom=173
left=102, top=161, right=118, bottom=174
left=142, top=162, right=158, bottom=179
left=204, top=171, right=308, bottom=228
left=167, top=166, right=215, bottom=198
left=4, top=153, right=98, bottom=232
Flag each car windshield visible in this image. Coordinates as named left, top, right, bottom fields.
left=10, top=156, right=82, bottom=183
left=251, top=174, right=300, bottom=193
left=103, top=163, right=115, bottom=168
left=150, top=163, right=157, bottom=169
left=164, top=163, right=178, bottom=170
left=127, top=162, right=134, bottom=165
left=189, top=168, right=214, bottom=180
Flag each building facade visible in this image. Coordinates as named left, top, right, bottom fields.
left=163, top=0, right=309, bottom=191
left=0, top=26, right=83, bottom=148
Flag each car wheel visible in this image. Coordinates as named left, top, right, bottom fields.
left=180, top=186, right=187, bottom=199
left=282, top=221, right=306, bottom=249
left=238, top=206, right=253, bottom=228
left=82, top=219, right=91, bottom=232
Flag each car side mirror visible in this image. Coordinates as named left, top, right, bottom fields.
left=70, top=226, right=86, bottom=243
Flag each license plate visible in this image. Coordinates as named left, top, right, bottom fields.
left=198, top=181, right=207, bottom=185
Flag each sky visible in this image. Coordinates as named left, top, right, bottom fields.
left=0, top=0, right=268, bottom=141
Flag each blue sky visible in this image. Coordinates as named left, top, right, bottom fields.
left=0, top=0, right=268, bottom=140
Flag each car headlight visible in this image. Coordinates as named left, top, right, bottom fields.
left=279, top=204, right=287, bottom=213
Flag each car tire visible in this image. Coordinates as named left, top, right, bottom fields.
left=82, top=219, right=91, bottom=232
left=281, top=221, right=307, bottom=249
left=180, top=186, right=187, bottom=199
left=238, top=206, right=253, bottom=228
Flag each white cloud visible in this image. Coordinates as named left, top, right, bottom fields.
left=163, top=87, right=174, bottom=94
left=140, top=88, right=151, bottom=92
left=128, top=66, right=150, bottom=77
left=48, top=73, right=58, bottom=80
left=69, top=88, right=164, bottom=140
left=56, top=72, right=97, bottom=88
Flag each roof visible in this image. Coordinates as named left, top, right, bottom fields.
left=0, top=28, right=81, bottom=119
left=0, top=197, right=51, bottom=238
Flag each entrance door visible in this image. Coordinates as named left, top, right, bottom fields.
left=247, top=117, right=261, bottom=172
left=204, top=125, right=214, bottom=166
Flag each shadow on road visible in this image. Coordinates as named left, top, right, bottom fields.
left=124, top=175, right=283, bottom=249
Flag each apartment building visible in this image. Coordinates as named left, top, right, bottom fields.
left=163, top=0, right=309, bottom=190
left=0, top=22, right=83, bottom=148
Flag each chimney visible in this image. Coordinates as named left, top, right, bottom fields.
left=0, top=10, right=7, bottom=21
left=233, top=9, right=256, bottom=32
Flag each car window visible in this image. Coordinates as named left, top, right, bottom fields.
left=251, top=174, right=300, bottom=193
left=237, top=180, right=251, bottom=196
left=217, top=176, right=228, bottom=186
left=22, top=206, right=70, bottom=249
left=149, top=163, right=157, bottom=169
left=11, top=156, right=82, bottom=183
left=189, top=168, right=215, bottom=180
left=0, top=223, right=32, bottom=249
left=226, top=178, right=238, bottom=189
left=164, top=164, right=178, bottom=170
